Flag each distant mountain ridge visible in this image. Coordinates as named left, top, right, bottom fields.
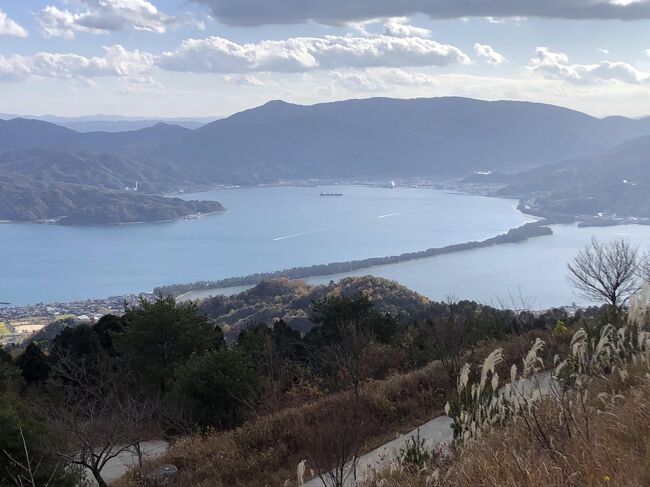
left=498, top=134, right=650, bottom=219
left=2, top=96, right=650, bottom=224
left=4, top=97, right=650, bottom=181
left=0, top=114, right=219, bottom=132
left=0, top=148, right=223, bottom=224
left=161, top=97, right=650, bottom=180
left=0, top=119, right=191, bottom=154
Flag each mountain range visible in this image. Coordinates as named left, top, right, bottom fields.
left=159, top=97, right=650, bottom=179
left=496, top=134, right=650, bottom=220
left=2, top=96, right=650, bottom=223
left=0, top=114, right=217, bottom=132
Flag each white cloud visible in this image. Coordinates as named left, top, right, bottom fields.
left=223, top=74, right=266, bottom=86
left=0, top=55, right=31, bottom=81
left=192, top=0, right=650, bottom=26
left=599, top=48, right=610, bottom=54
left=39, top=0, right=174, bottom=38
left=118, top=75, right=164, bottom=94
left=330, top=68, right=438, bottom=91
left=528, top=46, right=650, bottom=84
left=486, top=16, right=527, bottom=23
left=0, top=45, right=154, bottom=81
left=0, top=9, right=28, bottom=37
left=474, top=43, right=506, bottom=65
left=382, top=18, right=432, bottom=38
left=159, top=34, right=470, bottom=74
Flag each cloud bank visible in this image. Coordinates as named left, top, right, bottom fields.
left=191, top=0, right=650, bottom=25
left=0, top=9, right=28, bottom=37
left=158, top=35, right=470, bottom=73
left=0, top=45, right=154, bottom=81
left=528, top=47, right=650, bottom=84
left=474, top=43, right=506, bottom=65
left=39, top=0, right=174, bottom=38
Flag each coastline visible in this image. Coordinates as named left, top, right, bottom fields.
left=155, top=220, right=554, bottom=297
left=0, top=208, right=227, bottom=227
left=3, top=220, right=553, bottom=316
left=4, top=181, right=648, bottom=312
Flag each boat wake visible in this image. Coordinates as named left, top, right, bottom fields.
left=378, top=212, right=401, bottom=219
left=273, top=232, right=308, bottom=241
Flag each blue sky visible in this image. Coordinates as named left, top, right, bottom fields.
left=2, top=0, right=650, bottom=118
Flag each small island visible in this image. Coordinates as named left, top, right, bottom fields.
left=0, top=149, right=224, bottom=225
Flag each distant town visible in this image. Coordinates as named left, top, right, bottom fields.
left=0, top=293, right=153, bottom=346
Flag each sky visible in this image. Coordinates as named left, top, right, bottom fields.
left=2, top=1, right=650, bottom=118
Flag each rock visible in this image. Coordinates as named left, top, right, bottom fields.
left=145, top=464, right=178, bottom=486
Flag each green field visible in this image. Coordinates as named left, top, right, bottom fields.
left=0, top=322, right=10, bottom=335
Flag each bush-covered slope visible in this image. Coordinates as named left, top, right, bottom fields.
left=0, top=178, right=223, bottom=224
left=198, top=276, right=431, bottom=337
left=499, top=134, right=650, bottom=219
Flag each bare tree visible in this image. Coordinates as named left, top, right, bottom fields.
left=567, top=238, right=639, bottom=311
left=44, top=350, right=154, bottom=487
left=425, top=299, right=469, bottom=381
left=302, top=399, right=367, bottom=487
left=304, top=320, right=372, bottom=486
left=3, top=426, right=63, bottom=487
left=329, top=320, right=372, bottom=399
left=640, top=251, right=650, bottom=284
left=121, top=393, right=162, bottom=469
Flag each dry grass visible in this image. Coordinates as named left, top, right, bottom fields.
left=115, top=329, right=566, bottom=487
left=440, top=371, right=650, bottom=487
left=116, top=361, right=450, bottom=486
left=368, top=288, right=650, bottom=487
left=368, top=370, right=650, bottom=487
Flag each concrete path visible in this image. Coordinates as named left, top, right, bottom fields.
left=303, top=416, right=454, bottom=487
left=303, top=370, right=556, bottom=486
left=84, top=440, right=169, bottom=486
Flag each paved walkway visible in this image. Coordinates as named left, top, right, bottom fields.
left=303, top=416, right=454, bottom=487
left=304, top=370, right=556, bottom=486
left=84, top=440, right=169, bottom=486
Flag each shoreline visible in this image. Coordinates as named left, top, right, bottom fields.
left=2, top=219, right=552, bottom=315
left=4, top=177, right=647, bottom=228
left=155, top=220, right=554, bottom=297
left=0, top=208, right=227, bottom=227
left=4, top=182, right=648, bottom=312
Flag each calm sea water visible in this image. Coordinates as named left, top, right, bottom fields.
left=2, top=186, right=649, bottom=308
left=0, top=186, right=529, bottom=306
left=302, top=224, right=650, bottom=309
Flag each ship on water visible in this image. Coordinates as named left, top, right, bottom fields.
left=320, top=192, right=343, bottom=196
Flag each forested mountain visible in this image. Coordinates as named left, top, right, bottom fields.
left=198, top=276, right=431, bottom=337
left=0, top=119, right=190, bottom=154
left=3, top=96, right=650, bottom=223
left=0, top=177, right=223, bottom=225
left=0, top=113, right=214, bottom=132
left=158, top=97, right=650, bottom=180
left=498, top=134, right=650, bottom=219
left=0, top=149, right=190, bottom=193
left=0, top=118, right=80, bottom=153
left=4, top=97, right=650, bottom=182
left=0, top=149, right=222, bottom=224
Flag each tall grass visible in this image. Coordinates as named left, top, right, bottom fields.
left=368, top=285, right=650, bottom=487
left=116, top=329, right=566, bottom=486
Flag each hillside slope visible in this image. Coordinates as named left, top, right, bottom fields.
left=0, top=150, right=223, bottom=224
left=198, top=276, right=431, bottom=337
left=499, top=134, right=650, bottom=219
left=4, top=98, right=650, bottom=183
left=0, top=119, right=190, bottom=155
left=159, top=97, right=650, bottom=180
left=0, top=149, right=196, bottom=193
left=0, top=178, right=224, bottom=224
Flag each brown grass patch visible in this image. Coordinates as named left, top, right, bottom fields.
left=116, top=329, right=567, bottom=486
